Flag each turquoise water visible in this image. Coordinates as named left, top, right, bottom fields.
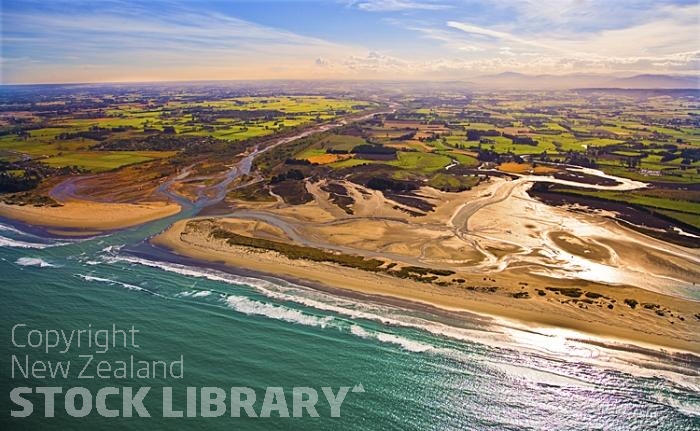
left=1, top=212, right=699, bottom=430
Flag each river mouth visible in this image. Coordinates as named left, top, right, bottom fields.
left=460, top=176, right=699, bottom=299
left=2, top=159, right=700, bottom=429
left=177, top=162, right=699, bottom=302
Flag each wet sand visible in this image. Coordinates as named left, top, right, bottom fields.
left=154, top=219, right=700, bottom=354
left=0, top=200, right=180, bottom=233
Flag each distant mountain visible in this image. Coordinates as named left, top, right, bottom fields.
left=603, top=74, right=699, bottom=89
left=473, top=72, right=699, bottom=90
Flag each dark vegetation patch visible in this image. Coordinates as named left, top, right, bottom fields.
left=552, top=170, right=621, bottom=186
left=392, top=205, right=425, bottom=217
left=270, top=180, right=313, bottom=205
left=0, top=161, right=84, bottom=194
left=335, top=166, right=436, bottom=213
left=55, top=125, right=127, bottom=141
left=207, top=224, right=454, bottom=284
left=465, top=286, right=499, bottom=293
left=529, top=182, right=700, bottom=248
left=365, top=176, right=417, bottom=193
left=210, top=226, right=385, bottom=271
left=384, top=193, right=435, bottom=213
left=351, top=144, right=397, bottom=160
left=270, top=168, right=305, bottom=184
left=545, top=287, right=583, bottom=298
left=184, top=108, right=286, bottom=122
left=320, top=182, right=354, bottom=214
left=624, top=298, right=639, bottom=309
left=227, top=182, right=275, bottom=202
left=95, top=134, right=247, bottom=156
left=1, top=192, right=61, bottom=207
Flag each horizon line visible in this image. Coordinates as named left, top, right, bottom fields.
left=2, top=73, right=699, bottom=88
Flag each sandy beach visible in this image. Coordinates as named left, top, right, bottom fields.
left=0, top=200, right=181, bottom=234
left=154, top=218, right=700, bottom=354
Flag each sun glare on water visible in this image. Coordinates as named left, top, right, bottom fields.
left=503, top=326, right=600, bottom=359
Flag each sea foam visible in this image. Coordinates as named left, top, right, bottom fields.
left=15, top=257, right=58, bottom=267
left=0, top=223, right=28, bottom=234
left=105, top=253, right=700, bottom=385
left=350, top=325, right=433, bottom=353
left=0, top=236, right=63, bottom=249
left=224, top=295, right=334, bottom=328
left=76, top=274, right=162, bottom=297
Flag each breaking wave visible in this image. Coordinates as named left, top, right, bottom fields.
left=224, top=295, right=334, bottom=328
left=350, top=325, right=433, bottom=353
left=0, top=235, right=67, bottom=249
left=16, top=257, right=58, bottom=268
left=76, top=274, right=162, bottom=297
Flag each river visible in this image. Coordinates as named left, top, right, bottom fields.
left=1, top=120, right=699, bottom=429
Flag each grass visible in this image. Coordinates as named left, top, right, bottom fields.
left=319, top=134, right=366, bottom=152
left=1, top=96, right=374, bottom=173
left=40, top=151, right=175, bottom=172
left=553, top=188, right=700, bottom=214
left=387, top=151, right=452, bottom=172
left=328, top=158, right=375, bottom=169
left=599, top=164, right=698, bottom=184
left=550, top=186, right=700, bottom=229
left=327, top=150, right=454, bottom=172
left=654, top=209, right=700, bottom=230
left=427, top=173, right=479, bottom=192
left=443, top=152, right=479, bottom=167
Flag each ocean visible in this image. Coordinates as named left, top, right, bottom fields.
left=1, top=212, right=699, bottom=430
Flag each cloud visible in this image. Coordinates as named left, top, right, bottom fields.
left=446, top=21, right=557, bottom=52
left=347, top=0, right=451, bottom=12
left=2, top=0, right=698, bottom=83
left=388, top=1, right=700, bottom=75
left=342, top=51, right=410, bottom=72
left=1, top=2, right=366, bottom=83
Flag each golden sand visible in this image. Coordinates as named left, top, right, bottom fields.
left=154, top=219, right=700, bottom=354
left=0, top=200, right=180, bottom=233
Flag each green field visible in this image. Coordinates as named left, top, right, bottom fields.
left=551, top=187, right=700, bottom=229
left=388, top=151, right=452, bottom=172
left=1, top=96, right=374, bottom=173
left=40, top=151, right=176, bottom=172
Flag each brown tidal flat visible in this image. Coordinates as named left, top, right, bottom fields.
left=154, top=218, right=700, bottom=354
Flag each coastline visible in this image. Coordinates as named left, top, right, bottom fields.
left=153, top=218, right=700, bottom=355
left=0, top=200, right=181, bottom=234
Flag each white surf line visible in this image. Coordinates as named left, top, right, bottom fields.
left=15, top=257, right=59, bottom=268
left=76, top=274, right=163, bottom=297
left=0, top=236, right=69, bottom=249
left=106, top=252, right=700, bottom=382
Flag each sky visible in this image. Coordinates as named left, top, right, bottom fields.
left=1, top=0, right=699, bottom=84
